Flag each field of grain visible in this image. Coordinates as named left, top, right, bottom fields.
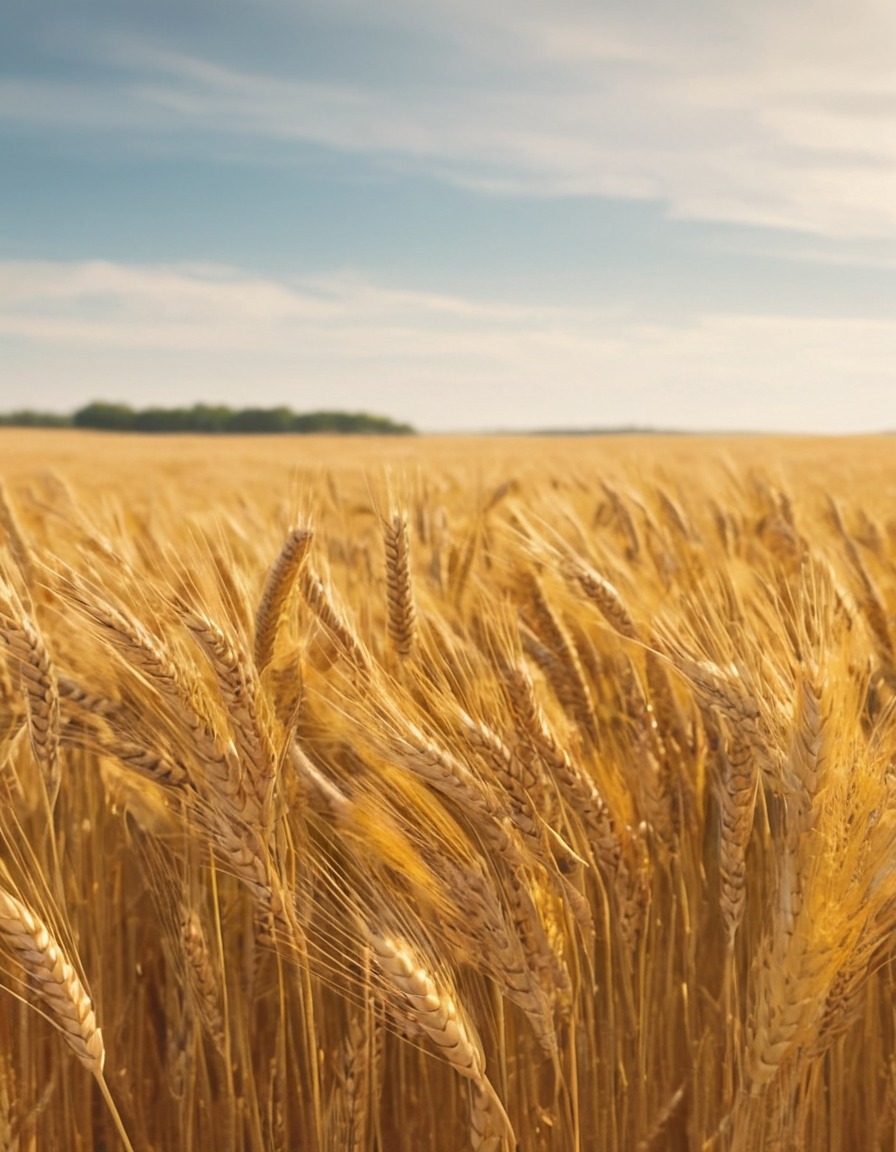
left=2, top=429, right=896, bottom=1151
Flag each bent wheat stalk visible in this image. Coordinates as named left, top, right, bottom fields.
left=0, top=885, right=135, bottom=1152
left=365, top=926, right=515, bottom=1147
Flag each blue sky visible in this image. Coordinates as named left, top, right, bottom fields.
left=2, top=0, right=896, bottom=431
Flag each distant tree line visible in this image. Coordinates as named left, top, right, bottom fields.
left=0, top=403, right=415, bottom=435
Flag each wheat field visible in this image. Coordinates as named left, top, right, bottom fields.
left=2, top=429, right=896, bottom=1150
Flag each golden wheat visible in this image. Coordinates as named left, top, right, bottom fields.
left=1, top=431, right=896, bottom=1149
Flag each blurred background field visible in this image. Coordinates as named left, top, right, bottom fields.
left=3, top=428, right=895, bottom=505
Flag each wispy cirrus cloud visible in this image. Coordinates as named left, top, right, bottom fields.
left=2, top=259, right=895, bottom=432
left=4, top=3, right=896, bottom=241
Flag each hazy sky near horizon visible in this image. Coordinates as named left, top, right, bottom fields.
left=3, top=1, right=896, bottom=432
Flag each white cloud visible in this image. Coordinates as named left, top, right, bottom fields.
left=1, top=259, right=895, bottom=432
left=5, top=4, right=896, bottom=240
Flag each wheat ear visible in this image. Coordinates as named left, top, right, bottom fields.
left=717, top=725, right=758, bottom=945
left=384, top=513, right=417, bottom=658
left=300, top=566, right=372, bottom=674
left=179, top=905, right=226, bottom=1053
left=523, top=574, right=595, bottom=737
left=365, top=924, right=517, bottom=1147
left=366, top=927, right=484, bottom=1079
left=0, top=583, right=60, bottom=807
left=471, top=1079, right=513, bottom=1151
left=0, top=886, right=136, bottom=1151
left=255, top=526, right=313, bottom=673
left=568, top=560, right=639, bottom=640
left=0, top=886, right=103, bottom=1073
left=178, top=602, right=276, bottom=819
